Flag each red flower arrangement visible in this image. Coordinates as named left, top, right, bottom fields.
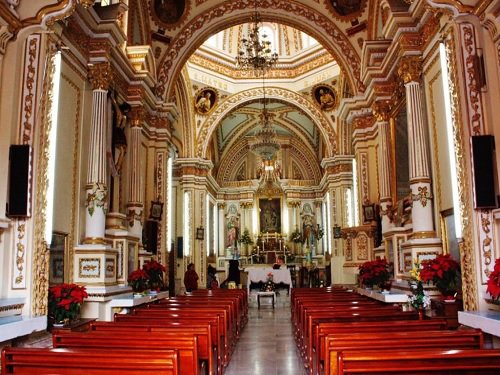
left=127, top=269, right=150, bottom=293
left=48, top=283, right=88, bottom=324
left=358, top=258, right=391, bottom=288
left=143, top=260, right=166, bottom=291
left=419, top=254, right=460, bottom=298
left=486, top=258, right=500, bottom=301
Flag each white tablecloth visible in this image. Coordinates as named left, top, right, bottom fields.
left=245, top=268, right=292, bottom=287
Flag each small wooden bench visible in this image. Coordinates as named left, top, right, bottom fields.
left=257, top=291, right=276, bottom=309
left=334, top=348, right=500, bottom=374
left=1, top=347, right=178, bottom=374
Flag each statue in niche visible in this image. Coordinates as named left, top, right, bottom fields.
left=153, top=0, right=185, bottom=25
left=226, top=216, right=239, bottom=249
left=108, top=91, right=131, bottom=212
left=329, top=0, right=364, bottom=16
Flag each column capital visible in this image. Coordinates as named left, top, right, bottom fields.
left=88, top=62, right=113, bottom=90
left=217, top=203, right=226, bottom=210
left=79, top=0, right=96, bottom=8
left=352, top=114, right=374, bottom=130
left=129, top=107, right=145, bottom=128
left=397, top=56, right=422, bottom=84
left=287, top=201, right=301, bottom=208
left=372, top=100, right=392, bottom=122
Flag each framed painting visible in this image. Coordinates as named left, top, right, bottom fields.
left=259, top=198, right=281, bottom=233
left=150, top=200, right=163, bottom=220
left=196, top=227, right=205, bottom=240
left=363, top=204, right=375, bottom=223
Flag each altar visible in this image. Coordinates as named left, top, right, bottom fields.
left=245, top=267, right=292, bottom=294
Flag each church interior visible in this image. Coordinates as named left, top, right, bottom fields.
left=1, top=0, right=500, bottom=372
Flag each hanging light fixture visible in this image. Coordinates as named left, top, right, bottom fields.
left=250, top=74, right=280, bottom=161
left=235, top=1, right=278, bottom=73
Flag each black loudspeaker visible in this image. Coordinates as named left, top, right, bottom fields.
left=7, top=145, right=32, bottom=218
left=145, top=220, right=158, bottom=254
left=177, top=237, right=183, bottom=258
left=472, top=135, right=497, bottom=208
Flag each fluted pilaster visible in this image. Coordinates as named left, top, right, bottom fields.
left=398, top=57, right=434, bottom=234
left=127, top=107, right=144, bottom=239
left=84, top=63, right=112, bottom=242
left=373, top=100, right=394, bottom=233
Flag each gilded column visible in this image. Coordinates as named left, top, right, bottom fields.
left=398, top=57, right=434, bottom=235
left=372, top=100, right=394, bottom=234
left=85, top=62, right=112, bottom=242
left=127, top=107, right=144, bottom=240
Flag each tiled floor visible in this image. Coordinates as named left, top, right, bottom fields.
left=225, top=291, right=306, bottom=375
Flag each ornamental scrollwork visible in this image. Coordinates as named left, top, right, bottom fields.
left=397, top=56, right=422, bottom=84
left=412, top=186, right=432, bottom=207
left=86, top=182, right=108, bottom=216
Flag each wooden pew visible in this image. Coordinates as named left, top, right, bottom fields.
left=312, top=319, right=448, bottom=375
left=114, top=313, right=224, bottom=374
left=52, top=332, right=199, bottom=375
left=1, top=347, right=178, bottom=374
left=325, top=329, right=484, bottom=375
left=301, top=308, right=418, bottom=366
left=90, top=321, right=216, bottom=375
left=335, top=348, right=500, bottom=374
left=131, top=306, right=233, bottom=364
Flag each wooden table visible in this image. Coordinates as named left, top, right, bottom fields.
left=257, top=291, right=276, bottom=309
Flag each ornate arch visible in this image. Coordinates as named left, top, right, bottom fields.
left=196, top=87, right=337, bottom=159
left=155, top=0, right=364, bottom=100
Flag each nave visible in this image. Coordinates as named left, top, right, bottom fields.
left=225, top=292, right=304, bottom=375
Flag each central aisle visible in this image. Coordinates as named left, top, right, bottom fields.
left=225, top=292, right=306, bottom=375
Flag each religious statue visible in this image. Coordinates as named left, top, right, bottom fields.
left=313, top=85, right=336, bottom=111
left=226, top=216, right=239, bottom=249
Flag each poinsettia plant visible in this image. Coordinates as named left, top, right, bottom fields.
left=290, top=229, right=303, bottom=243
left=419, top=254, right=460, bottom=297
left=487, top=258, right=500, bottom=301
left=128, top=268, right=150, bottom=293
left=358, top=258, right=391, bottom=288
left=143, top=260, right=166, bottom=291
left=48, top=283, right=88, bottom=324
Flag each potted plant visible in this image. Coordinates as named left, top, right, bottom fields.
left=486, top=258, right=500, bottom=302
left=143, top=259, right=166, bottom=292
left=290, top=229, right=302, bottom=243
left=407, top=260, right=431, bottom=317
left=420, top=254, right=460, bottom=301
left=128, top=268, right=150, bottom=295
left=48, top=283, right=88, bottom=326
left=239, top=229, right=254, bottom=255
left=358, top=258, right=391, bottom=290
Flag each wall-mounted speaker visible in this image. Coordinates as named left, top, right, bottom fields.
left=177, top=237, right=183, bottom=258
left=7, top=145, right=32, bottom=218
left=472, top=135, right=497, bottom=209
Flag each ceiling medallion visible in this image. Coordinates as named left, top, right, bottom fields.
left=235, top=1, right=278, bottom=74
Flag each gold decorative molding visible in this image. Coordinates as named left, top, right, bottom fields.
left=239, top=202, right=253, bottom=209
left=397, top=56, right=422, bottom=84
left=88, top=62, right=112, bottom=90
left=156, top=0, right=363, bottom=99
left=82, top=237, right=108, bottom=245
left=372, top=100, right=392, bottom=122
left=31, top=40, right=60, bottom=315
left=409, top=231, right=437, bottom=240
left=352, top=114, right=374, bottom=130
left=443, top=27, right=478, bottom=311
left=129, top=106, right=145, bottom=128
left=480, top=210, right=493, bottom=283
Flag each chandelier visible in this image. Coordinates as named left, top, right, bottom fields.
left=250, top=69, right=280, bottom=160
left=235, top=2, right=278, bottom=73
